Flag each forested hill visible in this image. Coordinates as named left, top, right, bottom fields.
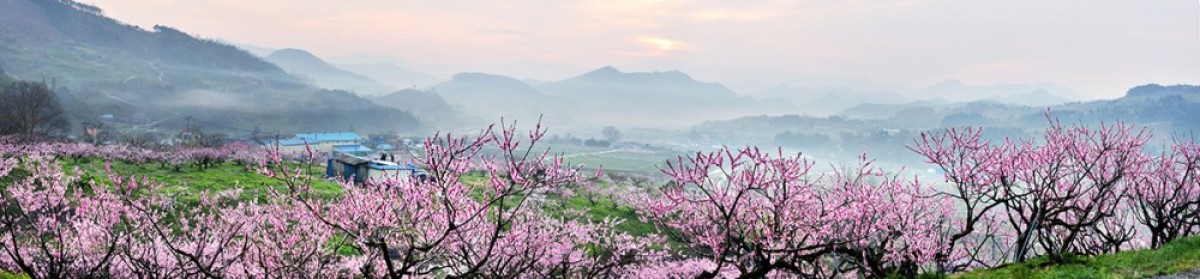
left=0, top=0, right=419, bottom=134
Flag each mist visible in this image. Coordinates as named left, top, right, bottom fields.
left=1, top=0, right=1198, bottom=172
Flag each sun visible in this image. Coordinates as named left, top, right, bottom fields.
left=638, top=37, right=681, bottom=52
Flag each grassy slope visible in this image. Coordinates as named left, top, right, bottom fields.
left=60, top=158, right=342, bottom=202
left=955, top=236, right=1200, bottom=279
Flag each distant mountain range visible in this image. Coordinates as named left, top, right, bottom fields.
left=371, top=88, right=458, bottom=124
left=757, top=80, right=1077, bottom=117
left=402, top=66, right=796, bottom=129
left=696, top=84, right=1200, bottom=150
left=336, top=62, right=441, bottom=90
left=0, top=0, right=418, bottom=133
left=0, top=0, right=1158, bottom=139
left=238, top=45, right=442, bottom=94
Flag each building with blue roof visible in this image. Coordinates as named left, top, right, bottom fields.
left=271, top=132, right=363, bottom=154
left=333, top=144, right=374, bottom=156
left=296, top=132, right=362, bottom=143
left=327, top=154, right=423, bottom=184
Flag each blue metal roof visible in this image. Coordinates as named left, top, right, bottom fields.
left=376, top=144, right=396, bottom=150
left=276, top=138, right=309, bottom=146
left=295, top=132, right=361, bottom=143
left=333, top=144, right=373, bottom=153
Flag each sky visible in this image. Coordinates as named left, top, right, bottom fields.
left=88, top=0, right=1200, bottom=99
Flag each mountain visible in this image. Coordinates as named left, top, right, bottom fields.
left=0, top=0, right=418, bottom=133
left=696, top=84, right=1200, bottom=154
left=539, top=66, right=738, bottom=101
left=1051, top=84, right=1200, bottom=133
left=437, top=72, right=542, bottom=98
left=432, top=72, right=577, bottom=126
left=754, top=80, right=1078, bottom=118
left=916, top=80, right=1077, bottom=106
left=337, top=62, right=441, bottom=89
left=265, top=48, right=395, bottom=95
left=372, top=88, right=457, bottom=123
left=685, top=84, right=1200, bottom=166
left=232, top=43, right=275, bottom=58
left=537, top=66, right=795, bottom=127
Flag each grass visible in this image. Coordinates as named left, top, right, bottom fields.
left=559, top=192, right=657, bottom=236
left=954, top=236, right=1200, bottom=279
left=60, top=158, right=343, bottom=203
left=482, top=144, right=680, bottom=174
left=562, top=152, right=673, bottom=174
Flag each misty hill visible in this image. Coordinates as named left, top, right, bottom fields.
left=917, top=80, right=1075, bottom=106
left=693, top=84, right=1200, bottom=160
left=757, top=85, right=905, bottom=116
left=372, top=88, right=456, bottom=123
left=233, top=43, right=275, bottom=58
left=538, top=66, right=795, bottom=127
left=432, top=72, right=578, bottom=126
left=757, top=81, right=1076, bottom=117
left=1053, top=84, right=1200, bottom=133
left=0, top=0, right=418, bottom=133
left=338, top=62, right=441, bottom=89
left=539, top=66, right=740, bottom=105
left=265, top=48, right=395, bottom=95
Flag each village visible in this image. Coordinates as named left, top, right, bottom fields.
left=84, top=113, right=431, bottom=183
left=272, top=132, right=431, bottom=184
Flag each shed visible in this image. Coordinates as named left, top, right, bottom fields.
left=327, top=154, right=421, bottom=184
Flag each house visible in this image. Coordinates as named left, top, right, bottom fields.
left=272, top=132, right=363, bottom=154
left=326, top=154, right=423, bottom=184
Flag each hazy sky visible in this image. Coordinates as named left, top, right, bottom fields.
left=89, top=0, right=1199, bottom=99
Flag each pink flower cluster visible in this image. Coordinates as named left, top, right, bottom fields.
left=912, top=116, right=1200, bottom=270
left=628, top=148, right=954, bottom=278
left=0, top=138, right=266, bottom=171
left=0, top=122, right=660, bottom=278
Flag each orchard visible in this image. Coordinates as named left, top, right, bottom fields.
left=0, top=118, right=1198, bottom=278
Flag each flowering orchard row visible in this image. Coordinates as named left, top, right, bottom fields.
left=0, top=138, right=267, bottom=170
left=1, top=118, right=1198, bottom=278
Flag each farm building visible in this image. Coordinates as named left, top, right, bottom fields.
left=272, top=132, right=363, bottom=154
left=326, top=154, right=424, bottom=184
left=333, top=144, right=374, bottom=156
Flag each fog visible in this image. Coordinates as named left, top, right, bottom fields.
left=2, top=0, right=1199, bottom=173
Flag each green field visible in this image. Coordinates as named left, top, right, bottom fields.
left=544, top=144, right=683, bottom=174
left=953, top=236, right=1200, bottom=279
left=60, top=158, right=343, bottom=203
